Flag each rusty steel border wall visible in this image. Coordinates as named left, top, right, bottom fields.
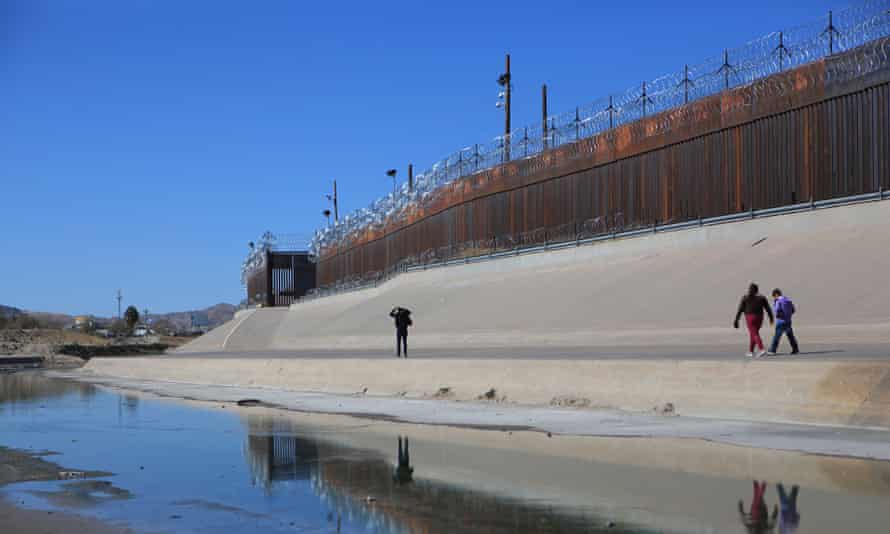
left=316, top=37, right=890, bottom=289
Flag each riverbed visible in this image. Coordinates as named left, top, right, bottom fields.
left=2, top=372, right=889, bottom=533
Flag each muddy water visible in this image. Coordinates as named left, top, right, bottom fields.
left=1, top=373, right=889, bottom=533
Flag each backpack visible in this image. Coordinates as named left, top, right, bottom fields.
left=777, top=298, right=795, bottom=320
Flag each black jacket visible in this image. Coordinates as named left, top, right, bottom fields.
left=735, top=294, right=773, bottom=323
left=390, top=308, right=412, bottom=331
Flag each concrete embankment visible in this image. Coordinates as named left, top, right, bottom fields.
left=82, top=356, right=890, bottom=429
left=123, top=200, right=890, bottom=432
left=180, top=200, right=890, bottom=353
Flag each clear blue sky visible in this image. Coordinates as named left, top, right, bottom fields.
left=2, top=0, right=837, bottom=316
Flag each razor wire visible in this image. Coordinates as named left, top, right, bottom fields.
left=240, top=232, right=312, bottom=287
left=307, top=0, right=890, bottom=261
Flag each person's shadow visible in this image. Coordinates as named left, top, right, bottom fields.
left=393, top=436, right=414, bottom=485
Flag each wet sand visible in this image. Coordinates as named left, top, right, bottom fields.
left=58, top=371, right=890, bottom=461
left=0, top=498, right=134, bottom=534
left=0, top=447, right=133, bottom=534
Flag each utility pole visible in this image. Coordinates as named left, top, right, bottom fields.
left=116, top=289, right=122, bottom=319
left=408, top=164, right=413, bottom=192
left=332, top=180, right=338, bottom=222
left=541, top=84, right=548, bottom=149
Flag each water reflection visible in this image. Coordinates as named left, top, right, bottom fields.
left=0, top=372, right=96, bottom=407
left=244, top=418, right=319, bottom=490
left=393, top=436, right=413, bottom=485
left=243, top=416, right=642, bottom=534
left=738, top=481, right=803, bottom=534
left=738, top=480, right=778, bottom=533
left=777, top=483, right=801, bottom=534
left=2, top=374, right=888, bottom=534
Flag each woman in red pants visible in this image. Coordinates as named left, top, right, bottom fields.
left=734, top=283, right=774, bottom=358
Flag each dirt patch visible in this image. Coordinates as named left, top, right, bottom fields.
left=56, top=343, right=169, bottom=359
left=432, top=387, right=454, bottom=399
left=477, top=388, right=507, bottom=402
left=550, top=395, right=592, bottom=408
left=0, top=447, right=111, bottom=486
left=653, top=402, right=678, bottom=416
left=0, top=329, right=109, bottom=356
left=29, top=480, right=132, bottom=508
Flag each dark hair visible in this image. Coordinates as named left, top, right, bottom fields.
left=748, top=283, right=759, bottom=296
left=772, top=288, right=782, bottom=297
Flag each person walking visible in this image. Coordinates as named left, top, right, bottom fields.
left=768, top=289, right=800, bottom=356
left=389, top=306, right=412, bottom=358
left=734, top=283, right=774, bottom=358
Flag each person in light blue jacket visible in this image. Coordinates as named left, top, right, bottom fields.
left=768, top=289, right=800, bottom=355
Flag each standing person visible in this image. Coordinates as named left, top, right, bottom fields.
left=389, top=306, right=412, bottom=358
left=734, top=283, right=774, bottom=358
left=768, top=289, right=800, bottom=355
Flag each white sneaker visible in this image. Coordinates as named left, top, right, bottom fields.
left=756, top=350, right=768, bottom=358
left=767, top=351, right=777, bottom=356
left=745, top=352, right=754, bottom=358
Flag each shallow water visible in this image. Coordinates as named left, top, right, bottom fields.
left=1, top=373, right=889, bottom=533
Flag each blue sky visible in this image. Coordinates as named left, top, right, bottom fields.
left=2, top=0, right=837, bottom=316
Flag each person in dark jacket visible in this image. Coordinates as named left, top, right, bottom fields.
left=734, top=283, right=774, bottom=358
left=389, top=306, right=412, bottom=358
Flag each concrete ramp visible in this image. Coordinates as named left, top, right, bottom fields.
left=188, top=201, right=890, bottom=353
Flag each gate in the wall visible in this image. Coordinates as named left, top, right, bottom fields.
left=246, top=251, right=316, bottom=307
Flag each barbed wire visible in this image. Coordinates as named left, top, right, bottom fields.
left=307, top=0, right=890, bottom=261
left=240, top=232, right=311, bottom=287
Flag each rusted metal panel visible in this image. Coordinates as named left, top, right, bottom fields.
left=317, top=49, right=890, bottom=287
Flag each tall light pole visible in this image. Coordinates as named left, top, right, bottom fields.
left=116, top=289, right=122, bottom=320
left=496, top=54, right=512, bottom=161
left=386, top=169, right=398, bottom=196
left=325, top=180, right=339, bottom=222
left=541, top=84, right=548, bottom=149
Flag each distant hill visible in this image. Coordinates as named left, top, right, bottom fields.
left=0, top=305, right=23, bottom=319
left=0, top=303, right=236, bottom=333
left=148, top=303, right=237, bottom=332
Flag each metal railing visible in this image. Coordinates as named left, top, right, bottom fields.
left=309, top=0, right=890, bottom=259
left=297, top=188, right=890, bottom=303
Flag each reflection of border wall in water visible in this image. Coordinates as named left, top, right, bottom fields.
left=316, top=37, right=890, bottom=287
left=242, top=419, right=641, bottom=534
